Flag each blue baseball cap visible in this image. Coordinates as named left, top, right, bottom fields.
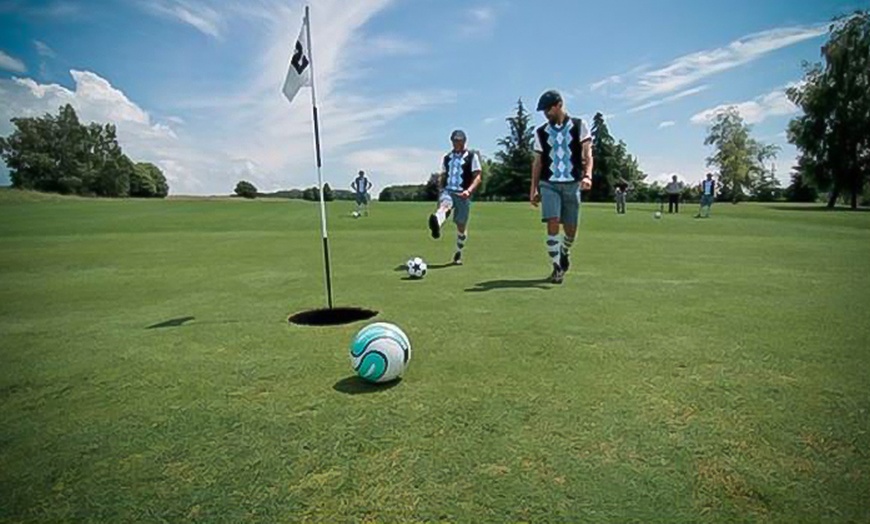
left=536, top=90, right=563, bottom=111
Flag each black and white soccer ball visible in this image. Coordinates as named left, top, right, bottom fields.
left=406, top=257, right=427, bottom=279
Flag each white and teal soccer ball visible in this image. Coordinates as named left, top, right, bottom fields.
left=654, top=211, right=662, bottom=219
left=351, top=211, right=360, bottom=218
left=349, top=322, right=411, bottom=383
left=406, top=257, right=427, bottom=279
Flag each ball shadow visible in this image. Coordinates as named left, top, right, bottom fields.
left=333, top=375, right=403, bottom=395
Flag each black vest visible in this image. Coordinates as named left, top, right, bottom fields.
left=536, top=118, right=586, bottom=182
left=442, top=150, right=479, bottom=191
left=702, top=179, right=716, bottom=196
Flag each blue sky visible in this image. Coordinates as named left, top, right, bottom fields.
left=0, top=0, right=863, bottom=194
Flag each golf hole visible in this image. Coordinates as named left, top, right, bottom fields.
left=288, top=307, right=378, bottom=326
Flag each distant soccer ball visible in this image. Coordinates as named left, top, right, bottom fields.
left=349, top=322, right=411, bottom=383
left=351, top=211, right=360, bottom=218
left=406, top=257, right=427, bottom=279
left=654, top=211, right=662, bottom=219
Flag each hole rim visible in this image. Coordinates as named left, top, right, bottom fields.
left=288, top=306, right=378, bottom=327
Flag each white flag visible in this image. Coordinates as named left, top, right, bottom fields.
left=282, top=18, right=311, bottom=104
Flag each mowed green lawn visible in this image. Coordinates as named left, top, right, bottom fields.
left=1, top=189, right=868, bottom=522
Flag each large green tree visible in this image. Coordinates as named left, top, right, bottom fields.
left=787, top=11, right=870, bottom=209
left=750, top=162, right=783, bottom=202
left=131, top=162, right=169, bottom=198
left=483, top=98, right=535, bottom=201
left=784, top=171, right=819, bottom=203
left=589, top=113, right=647, bottom=201
left=0, top=104, right=165, bottom=198
left=703, top=107, right=778, bottom=203
left=234, top=180, right=258, bottom=199
left=589, top=112, right=616, bottom=201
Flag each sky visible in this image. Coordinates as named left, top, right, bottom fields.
left=0, top=0, right=864, bottom=195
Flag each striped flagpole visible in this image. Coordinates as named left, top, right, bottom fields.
left=304, top=5, right=334, bottom=309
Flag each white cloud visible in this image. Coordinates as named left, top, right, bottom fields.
left=33, top=40, right=55, bottom=58
left=142, top=0, right=225, bottom=38
left=460, top=7, right=496, bottom=37
left=30, top=41, right=55, bottom=80
left=627, top=85, right=709, bottom=114
left=690, top=86, right=799, bottom=125
left=639, top=151, right=709, bottom=187
left=469, top=7, right=494, bottom=23
left=0, top=50, right=26, bottom=73
left=590, top=75, right=622, bottom=92
left=589, top=65, right=649, bottom=93
left=483, top=116, right=500, bottom=125
left=630, top=24, right=826, bottom=101
left=658, top=121, right=675, bottom=129
left=648, top=171, right=685, bottom=184
left=366, top=35, right=428, bottom=56
left=600, top=23, right=826, bottom=103
left=0, top=70, right=197, bottom=186
left=13, top=71, right=152, bottom=124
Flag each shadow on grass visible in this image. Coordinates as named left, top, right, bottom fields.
left=146, top=316, right=196, bottom=329
left=333, top=375, right=402, bottom=395
left=146, top=317, right=252, bottom=330
left=766, top=205, right=870, bottom=213
left=465, top=278, right=552, bottom=293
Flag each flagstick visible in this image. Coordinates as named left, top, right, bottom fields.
left=304, top=5, right=334, bottom=309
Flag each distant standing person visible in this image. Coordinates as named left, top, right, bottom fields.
left=351, top=170, right=372, bottom=216
left=695, top=173, right=716, bottom=218
left=615, top=179, right=629, bottom=214
left=665, top=175, right=683, bottom=214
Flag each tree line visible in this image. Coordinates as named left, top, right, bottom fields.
left=234, top=180, right=360, bottom=201
left=0, top=104, right=168, bottom=198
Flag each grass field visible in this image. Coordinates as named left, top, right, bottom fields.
left=1, top=189, right=869, bottom=522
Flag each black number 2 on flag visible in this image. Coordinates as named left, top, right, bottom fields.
left=291, top=41, right=309, bottom=75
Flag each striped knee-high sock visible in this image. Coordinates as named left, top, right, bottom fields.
left=546, top=235, right=561, bottom=266
left=457, top=232, right=467, bottom=252
left=562, top=234, right=575, bottom=254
